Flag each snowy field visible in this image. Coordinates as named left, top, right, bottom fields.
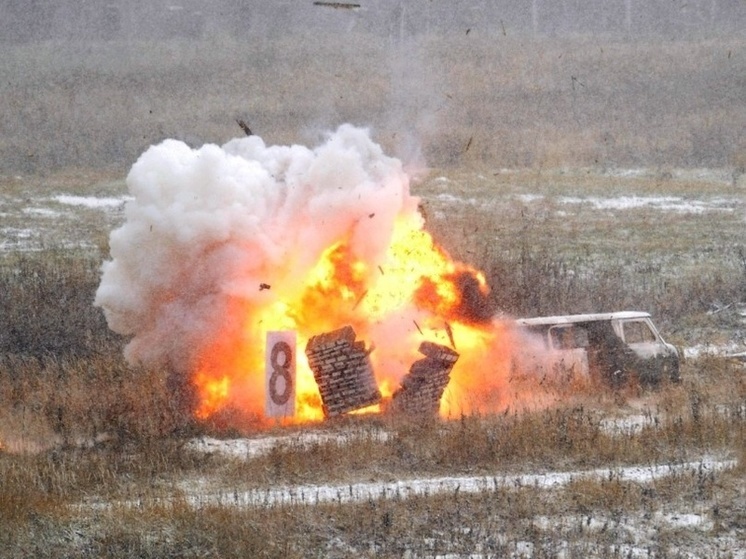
left=2, top=165, right=744, bottom=557
left=178, top=434, right=736, bottom=509
left=71, top=426, right=744, bottom=559
left=1, top=166, right=742, bottom=252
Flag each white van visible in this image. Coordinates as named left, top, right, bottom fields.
left=515, top=311, right=680, bottom=387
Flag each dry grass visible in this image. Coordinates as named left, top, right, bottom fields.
left=1, top=29, right=745, bottom=556
left=0, top=357, right=743, bottom=557
left=1, top=33, right=743, bottom=174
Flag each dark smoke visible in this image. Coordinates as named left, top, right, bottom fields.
left=450, top=271, right=497, bottom=325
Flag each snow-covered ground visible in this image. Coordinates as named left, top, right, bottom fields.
left=171, top=454, right=735, bottom=509
left=432, top=191, right=742, bottom=215
left=185, top=428, right=391, bottom=460
left=556, top=194, right=736, bottom=214
left=73, top=431, right=738, bottom=558
left=52, top=194, right=131, bottom=209
left=0, top=188, right=130, bottom=252
left=76, top=429, right=734, bottom=511
left=75, top=431, right=743, bottom=558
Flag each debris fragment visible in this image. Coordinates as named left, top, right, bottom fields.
left=237, top=119, right=253, bottom=136
left=352, top=289, right=368, bottom=310
left=313, top=1, right=361, bottom=9
left=444, top=322, right=456, bottom=349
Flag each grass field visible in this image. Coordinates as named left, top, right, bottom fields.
left=1, top=164, right=745, bottom=557
left=1, top=31, right=745, bottom=558
left=0, top=366, right=743, bottom=557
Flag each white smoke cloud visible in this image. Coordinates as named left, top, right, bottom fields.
left=95, top=124, right=419, bottom=375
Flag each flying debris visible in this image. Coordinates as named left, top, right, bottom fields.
left=417, top=202, right=429, bottom=223
left=313, top=1, right=361, bottom=9
left=445, top=322, right=456, bottom=349
left=259, top=283, right=271, bottom=291
left=236, top=119, right=253, bottom=136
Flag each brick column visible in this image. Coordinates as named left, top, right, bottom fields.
left=305, top=326, right=382, bottom=417
left=391, top=341, right=459, bottom=416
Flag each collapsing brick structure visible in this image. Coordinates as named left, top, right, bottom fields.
left=305, top=326, right=382, bottom=417
left=390, top=341, right=460, bottom=416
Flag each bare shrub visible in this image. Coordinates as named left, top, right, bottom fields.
left=0, top=252, right=120, bottom=357
left=0, top=353, right=198, bottom=452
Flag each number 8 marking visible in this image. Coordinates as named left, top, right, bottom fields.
left=269, top=341, right=293, bottom=406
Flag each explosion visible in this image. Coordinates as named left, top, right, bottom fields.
left=95, top=125, right=517, bottom=426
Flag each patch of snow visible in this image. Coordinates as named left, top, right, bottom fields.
left=144, top=456, right=737, bottom=509
left=683, top=342, right=743, bottom=360
left=186, top=429, right=390, bottom=459
left=508, top=191, right=737, bottom=214
left=434, top=193, right=461, bottom=203
left=0, top=228, right=37, bottom=251
left=599, top=414, right=657, bottom=435
left=537, top=509, right=712, bottom=537
left=52, top=194, right=131, bottom=209
left=515, top=193, right=544, bottom=204
left=514, top=510, right=738, bottom=559
left=603, top=168, right=650, bottom=178
left=672, top=168, right=734, bottom=183
left=656, top=512, right=713, bottom=530
left=23, top=207, right=62, bottom=217
left=434, top=193, right=477, bottom=205
left=1, top=227, right=34, bottom=238
left=559, top=195, right=735, bottom=214
left=584, top=168, right=733, bottom=184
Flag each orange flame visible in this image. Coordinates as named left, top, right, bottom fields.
left=192, top=212, right=505, bottom=424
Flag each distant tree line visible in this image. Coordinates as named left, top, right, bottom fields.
left=1, top=0, right=744, bottom=43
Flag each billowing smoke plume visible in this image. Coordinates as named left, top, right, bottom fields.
left=96, top=124, right=417, bottom=370
left=96, top=124, right=521, bottom=422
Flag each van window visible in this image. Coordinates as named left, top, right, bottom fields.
left=549, top=325, right=589, bottom=350
left=622, top=320, right=656, bottom=344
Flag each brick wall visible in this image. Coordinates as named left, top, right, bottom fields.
left=305, top=326, right=382, bottom=418
left=390, top=341, right=459, bottom=416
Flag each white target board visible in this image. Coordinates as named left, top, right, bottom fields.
left=265, top=331, right=296, bottom=418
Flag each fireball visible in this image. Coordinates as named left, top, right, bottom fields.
left=96, top=125, right=510, bottom=426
